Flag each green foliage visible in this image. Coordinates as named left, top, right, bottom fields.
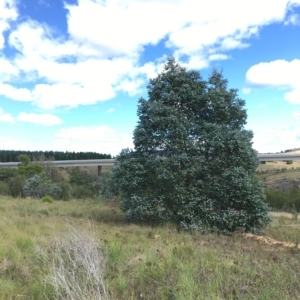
left=23, top=174, right=62, bottom=199
left=68, top=168, right=96, bottom=199
left=69, top=168, right=94, bottom=186
left=71, top=185, right=93, bottom=199
left=113, top=58, right=271, bottom=234
left=0, top=168, right=17, bottom=181
left=0, top=149, right=111, bottom=162
left=286, top=160, right=293, bottom=165
left=42, top=195, right=54, bottom=203
left=58, top=182, right=72, bottom=200
left=17, top=163, right=43, bottom=179
left=7, top=175, right=26, bottom=197
left=0, top=181, right=8, bottom=195
left=94, top=171, right=118, bottom=199
left=265, top=189, right=300, bottom=212
left=18, top=154, right=31, bottom=166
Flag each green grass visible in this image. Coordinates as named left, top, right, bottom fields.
left=0, top=196, right=300, bottom=299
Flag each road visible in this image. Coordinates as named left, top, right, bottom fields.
left=0, top=154, right=299, bottom=168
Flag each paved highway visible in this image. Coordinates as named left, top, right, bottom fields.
left=0, top=159, right=116, bottom=168
left=0, top=154, right=300, bottom=168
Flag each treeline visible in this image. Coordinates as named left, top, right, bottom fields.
left=0, top=150, right=112, bottom=162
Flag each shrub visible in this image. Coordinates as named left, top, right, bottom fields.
left=18, top=163, right=43, bottom=178
left=58, top=182, right=72, bottom=200
left=7, top=175, right=26, bottom=197
left=69, top=168, right=94, bottom=186
left=286, top=160, right=293, bottom=165
left=23, top=174, right=62, bottom=199
left=93, top=171, right=118, bottom=199
left=42, top=195, right=54, bottom=203
left=0, top=168, right=17, bottom=181
left=0, top=181, right=9, bottom=196
left=265, top=189, right=300, bottom=212
left=71, top=185, right=93, bottom=199
left=18, top=154, right=31, bottom=166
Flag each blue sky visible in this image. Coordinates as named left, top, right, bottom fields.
left=0, top=0, right=300, bottom=156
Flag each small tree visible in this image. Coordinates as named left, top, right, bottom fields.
left=7, top=175, right=26, bottom=198
left=18, top=154, right=31, bottom=166
left=23, top=174, right=62, bottom=199
left=93, top=171, right=118, bottom=199
left=113, top=58, right=271, bottom=233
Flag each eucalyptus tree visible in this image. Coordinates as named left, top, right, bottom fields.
left=113, top=58, right=271, bottom=233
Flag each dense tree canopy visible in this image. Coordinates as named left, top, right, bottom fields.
left=0, top=150, right=111, bottom=162
left=113, top=58, right=271, bottom=233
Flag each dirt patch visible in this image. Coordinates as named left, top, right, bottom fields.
left=270, top=212, right=300, bottom=219
left=244, top=233, right=300, bottom=249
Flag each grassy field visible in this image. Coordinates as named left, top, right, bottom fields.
left=1, top=197, right=300, bottom=299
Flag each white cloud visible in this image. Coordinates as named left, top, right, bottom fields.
left=107, top=108, right=115, bottom=113
left=0, top=83, right=32, bottom=101
left=16, top=112, right=62, bottom=126
left=0, top=0, right=18, bottom=49
left=292, top=111, right=300, bottom=118
left=252, top=127, right=300, bottom=153
left=284, top=13, right=300, bottom=25
left=0, top=136, right=28, bottom=150
left=257, top=103, right=266, bottom=108
left=208, top=54, right=229, bottom=61
left=284, top=90, right=300, bottom=104
left=0, top=107, right=14, bottom=122
left=64, top=0, right=183, bottom=59
left=242, top=88, right=251, bottom=94
left=246, top=59, right=300, bottom=104
left=246, top=59, right=300, bottom=88
left=0, top=0, right=299, bottom=109
left=0, top=56, right=19, bottom=81
left=0, top=125, right=133, bottom=155
left=55, top=125, right=133, bottom=155
left=31, top=83, right=115, bottom=109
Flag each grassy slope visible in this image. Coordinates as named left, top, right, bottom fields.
left=256, top=161, right=300, bottom=189
left=0, top=197, right=300, bottom=299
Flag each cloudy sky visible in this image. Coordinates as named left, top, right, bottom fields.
left=0, top=0, right=299, bottom=156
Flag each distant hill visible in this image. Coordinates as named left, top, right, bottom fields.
left=0, top=150, right=111, bottom=162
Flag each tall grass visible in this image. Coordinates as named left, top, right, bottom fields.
left=265, top=189, right=300, bottom=211
left=1, top=197, right=300, bottom=299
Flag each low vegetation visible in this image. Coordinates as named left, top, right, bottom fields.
left=0, top=154, right=106, bottom=201
left=0, top=197, right=300, bottom=299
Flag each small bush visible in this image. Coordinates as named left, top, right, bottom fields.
left=69, top=168, right=94, bottom=186
left=93, top=171, right=119, bottom=200
left=286, top=160, right=293, bottom=165
left=0, top=181, right=9, bottom=196
left=71, top=185, right=93, bottom=199
left=23, top=174, right=62, bottom=199
left=42, top=195, right=54, bottom=203
left=265, top=189, right=300, bottom=212
left=7, top=175, right=26, bottom=197
left=58, top=182, right=72, bottom=200
left=18, top=164, right=43, bottom=178
left=0, top=168, right=17, bottom=181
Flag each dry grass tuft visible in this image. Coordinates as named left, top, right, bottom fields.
left=44, top=224, right=110, bottom=300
